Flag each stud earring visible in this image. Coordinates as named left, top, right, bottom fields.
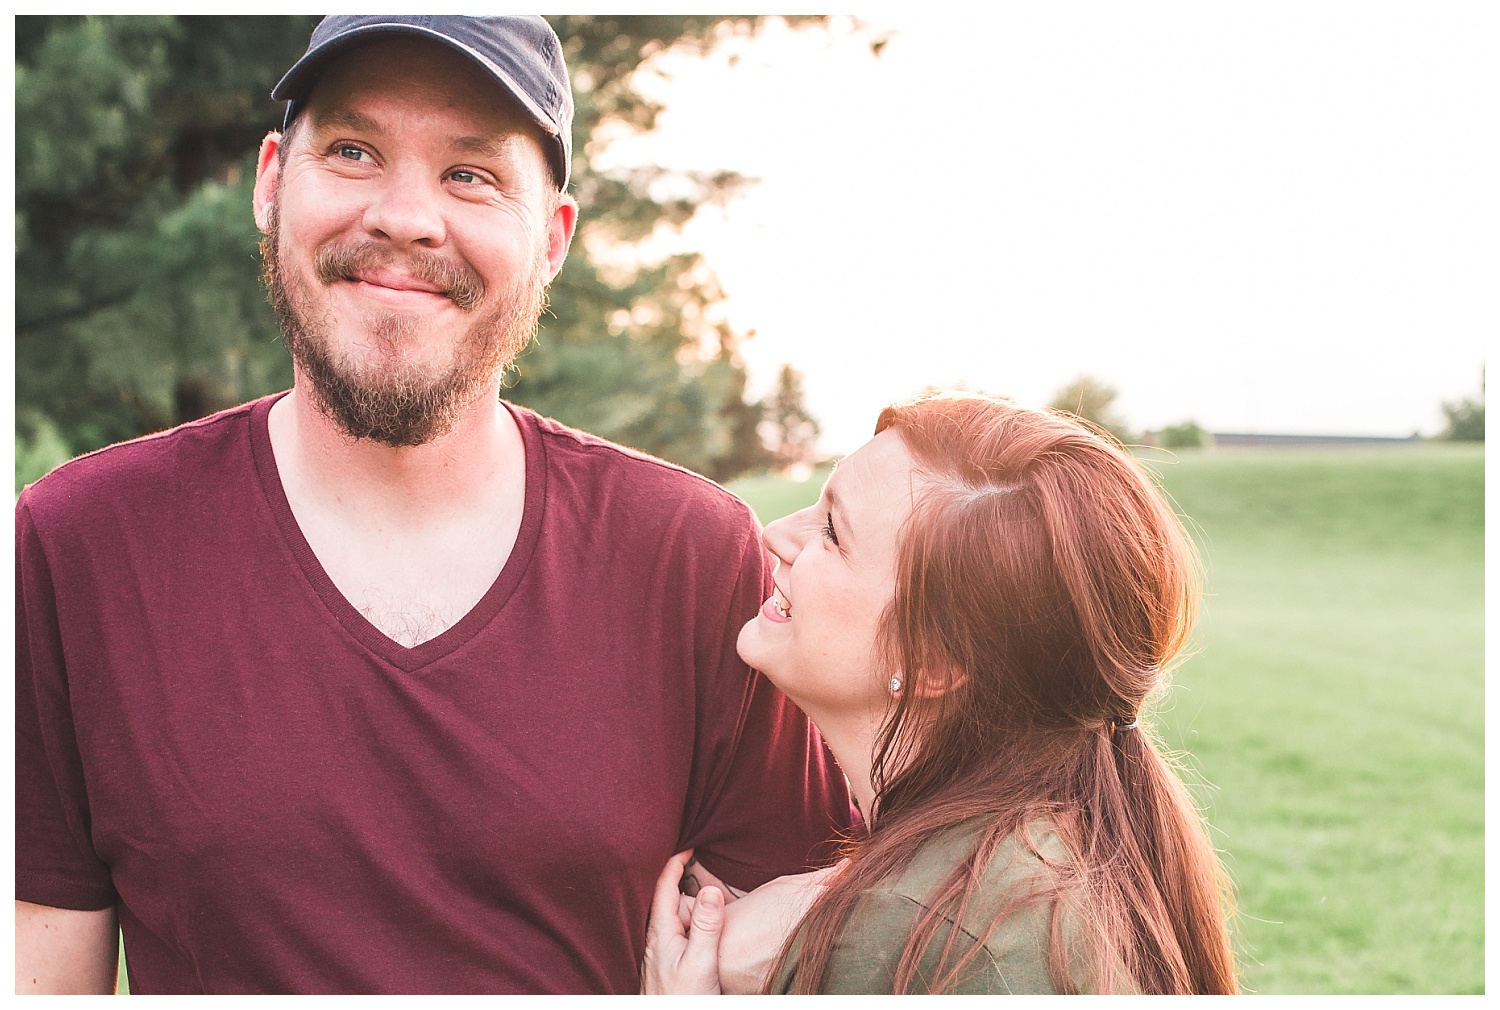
left=889, top=676, right=902, bottom=694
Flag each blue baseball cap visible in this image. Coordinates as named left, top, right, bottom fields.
left=272, top=15, right=574, bottom=189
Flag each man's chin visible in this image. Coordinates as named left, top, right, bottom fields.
left=333, top=345, right=458, bottom=383
left=272, top=258, right=544, bottom=447
left=291, top=342, right=479, bottom=448
left=310, top=384, right=468, bottom=448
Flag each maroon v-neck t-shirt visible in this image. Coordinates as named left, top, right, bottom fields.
left=16, top=394, right=854, bottom=993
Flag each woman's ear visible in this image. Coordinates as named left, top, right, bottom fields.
left=888, top=660, right=972, bottom=702
left=901, top=664, right=970, bottom=701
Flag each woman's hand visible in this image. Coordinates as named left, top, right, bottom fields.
left=641, top=850, right=727, bottom=994
left=718, top=861, right=847, bottom=995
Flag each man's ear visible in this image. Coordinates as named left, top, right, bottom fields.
left=251, top=132, right=283, bottom=234
left=544, top=195, right=578, bottom=282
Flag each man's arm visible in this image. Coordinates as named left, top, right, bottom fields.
left=677, top=503, right=857, bottom=892
left=15, top=901, right=119, bottom=994
left=16, top=500, right=121, bottom=994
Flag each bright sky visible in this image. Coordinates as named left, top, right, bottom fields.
left=598, top=6, right=1494, bottom=455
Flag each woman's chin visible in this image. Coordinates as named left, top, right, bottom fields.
left=736, top=618, right=785, bottom=685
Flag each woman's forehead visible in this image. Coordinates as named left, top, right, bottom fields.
left=826, top=431, right=919, bottom=521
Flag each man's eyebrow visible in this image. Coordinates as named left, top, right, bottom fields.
left=310, top=109, right=383, bottom=135
left=303, top=109, right=531, bottom=162
left=450, top=133, right=531, bottom=160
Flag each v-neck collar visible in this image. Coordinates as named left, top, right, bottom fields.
left=248, top=392, right=547, bottom=673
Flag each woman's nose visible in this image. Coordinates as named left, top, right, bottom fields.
left=761, top=514, right=802, bottom=568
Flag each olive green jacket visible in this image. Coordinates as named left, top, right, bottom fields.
left=769, top=821, right=1125, bottom=994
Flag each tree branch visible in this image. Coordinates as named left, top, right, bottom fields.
left=16, top=290, right=137, bottom=336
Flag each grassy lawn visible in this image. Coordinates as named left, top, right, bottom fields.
left=727, top=443, right=1484, bottom=994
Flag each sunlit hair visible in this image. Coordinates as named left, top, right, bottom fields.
left=774, top=390, right=1237, bottom=994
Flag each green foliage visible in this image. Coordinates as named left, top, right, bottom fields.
left=507, top=16, right=823, bottom=481
left=760, top=364, right=822, bottom=471
left=16, top=16, right=316, bottom=450
left=15, top=414, right=74, bottom=496
left=1047, top=374, right=1132, bottom=444
left=1158, top=419, right=1208, bottom=450
left=1439, top=369, right=1484, bottom=442
left=731, top=446, right=1484, bottom=994
left=15, top=15, right=818, bottom=483
left=1439, top=395, right=1483, bottom=441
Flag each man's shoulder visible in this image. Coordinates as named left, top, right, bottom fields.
left=512, top=403, right=760, bottom=530
left=17, top=398, right=266, bottom=529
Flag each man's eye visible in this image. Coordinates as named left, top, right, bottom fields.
left=337, top=146, right=371, bottom=163
left=448, top=170, right=480, bottom=184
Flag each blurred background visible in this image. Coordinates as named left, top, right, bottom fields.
left=12, top=12, right=1486, bottom=994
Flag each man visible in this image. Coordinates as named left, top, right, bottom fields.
left=16, top=16, right=852, bottom=994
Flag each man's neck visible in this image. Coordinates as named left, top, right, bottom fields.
left=268, top=382, right=523, bottom=523
left=264, top=381, right=529, bottom=647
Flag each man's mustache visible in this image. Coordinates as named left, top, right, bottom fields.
left=315, top=242, right=486, bottom=312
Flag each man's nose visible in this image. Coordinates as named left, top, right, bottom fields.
left=361, top=169, right=447, bottom=247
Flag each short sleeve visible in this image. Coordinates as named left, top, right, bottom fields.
left=675, top=505, right=856, bottom=892
left=15, top=495, right=118, bottom=910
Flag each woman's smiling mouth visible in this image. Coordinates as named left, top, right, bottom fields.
left=763, top=585, right=792, bottom=623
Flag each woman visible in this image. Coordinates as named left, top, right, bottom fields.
left=643, top=391, right=1237, bottom=994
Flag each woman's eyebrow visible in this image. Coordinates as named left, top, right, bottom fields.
left=825, top=486, right=852, bottom=542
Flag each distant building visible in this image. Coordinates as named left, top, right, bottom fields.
left=1205, top=432, right=1423, bottom=449
left=1139, top=430, right=1424, bottom=449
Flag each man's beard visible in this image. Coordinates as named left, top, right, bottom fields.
left=260, top=206, right=548, bottom=448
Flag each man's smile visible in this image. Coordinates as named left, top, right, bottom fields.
left=315, top=240, right=487, bottom=312
left=340, top=268, right=455, bottom=309
left=348, top=266, right=445, bottom=295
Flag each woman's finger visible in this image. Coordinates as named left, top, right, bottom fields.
left=681, top=855, right=740, bottom=903
left=649, top=850, right=694, bottom=940
left=680, top=884, right=725, bottom=989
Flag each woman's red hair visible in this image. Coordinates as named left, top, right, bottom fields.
left=774, top=391, right=1237, bottom=994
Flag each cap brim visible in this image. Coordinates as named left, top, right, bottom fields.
left=272, top=22, right=560, bottom=139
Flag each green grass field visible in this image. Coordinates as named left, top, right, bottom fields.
left=727, top=443, right=1484, bottom=995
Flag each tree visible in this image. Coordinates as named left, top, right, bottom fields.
left=760, top=364, right=821, bottom=473
left=1047, top=374, right=1132, bottom=444
left=1157, top=420, right=1208, bottom=450
left=1440, top=370, right=1484, bottom=442
left=16, top=16, right=319, bottom=465
left=15, top=15, right=834, bottom=485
